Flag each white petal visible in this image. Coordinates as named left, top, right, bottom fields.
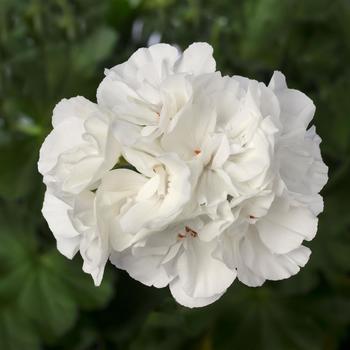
left=41, top=190, right=80, bottom=259
left=241, top=227, right=311, bottom=281
left=119, top=153, right=191, bottom=233
left=198, top=213, right=233, bottom=242
left=97, top=169, right=148, bottom=250
left=51, top=96, right=94, bottom=127
left=119, top=198, right=160, bottom=233
left=97, top=78, right=158, bottom=124
left=196, top=169, right=231, bottom=207
left=161, top=103, right=216, bottom=160
left=219, top=224, right=265, bottom=287
left=211, top=135, right=231, bottom=169
left=38, top=97, right=120, bottom=194
left=127, top=43, right=180, bottom=85
left=159, top=74, right=193, bottom=133
left=170, top=278, right=224, bottom=308
left=99, top=168, right=147, bottom=193
left=153, top=154, right=191, bottom=222
left=112, top=119, right=141, bottom=146
left=287, top=245, right=311, bottom=267
left=175, top=238, right=235, bottom=299
left=123, top=147, right=158, bottom=177
left=98, top=44, right=179, bottom=106
left=256, top=199, right=318, bottom=254
left=56, top=238, right=81, bottom=259
left=38, top=118, right=84, bottom=177
left=75, top=191, right=109, bottom=286
left=269, top=71, right=315, bottom=132
left=175, top=42, right=216, bottom=75
left=268, top=70, right=287, bottom=91
left=278, top=126, right=328, bottom=199
left=236, top=263, right=266, bottom=287
left=136, top=175, right=160, bottom=201
left=110, top=248, right=173, bottom=288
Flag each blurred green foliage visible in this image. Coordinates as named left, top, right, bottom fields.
left=0, top=0, right=350, bottom=349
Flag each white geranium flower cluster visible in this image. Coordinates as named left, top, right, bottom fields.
left=38, top=43, right=328, bottom=308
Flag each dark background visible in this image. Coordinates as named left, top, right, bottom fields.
left=1, top=0, right=350, bottom=349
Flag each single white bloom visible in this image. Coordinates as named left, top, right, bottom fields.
left=97, top=42, right=216, bottom=142
left=95, top=149, right=192, bottom=251
left=110, top=217, right=236, bottom=308
left=220, top=199, right=315, bottom=286
left=38, top=96, right=120, bottom=195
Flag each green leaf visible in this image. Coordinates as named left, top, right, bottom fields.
left=0, top=212, right=115, bottom=346
left=240, top=0, right=292, bottom=67
left=0, top=137, right=40, bottom=199
left=43, top=252, right=115, bottom=311
left=72, top=27, right=118, bottom=77
left=213, top=285, right=322, bottom=350
left=317, top=76, right=350, bottom=156
left=17, top=253, right=78, bottom=341
left=0, top=306, right=40, bottom=350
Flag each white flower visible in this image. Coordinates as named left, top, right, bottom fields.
left=110, top=217, right=236, bottom=308
left=220, top=72, right=328, bottom=287
left=95, top=149, right=191, bottom=250
left=39, top=96, right=120, bottom=284
left=220, top=199, right=315, bottom=286
left=39, top=42, right=328, bottom=308
left=38, top=96, right=120, bottom=194
left=96, top=42, right=215, bottom=142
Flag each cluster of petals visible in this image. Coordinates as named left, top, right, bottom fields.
left=39, top=42, right=328, bottom=308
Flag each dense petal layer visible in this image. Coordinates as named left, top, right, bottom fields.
left=38, top=97, right=120, bottom=194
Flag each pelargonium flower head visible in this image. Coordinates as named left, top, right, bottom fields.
left=39, top=42, right=328, bottom=308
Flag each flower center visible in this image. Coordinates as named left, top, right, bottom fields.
left=177, top=226, right=198, bottom=239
